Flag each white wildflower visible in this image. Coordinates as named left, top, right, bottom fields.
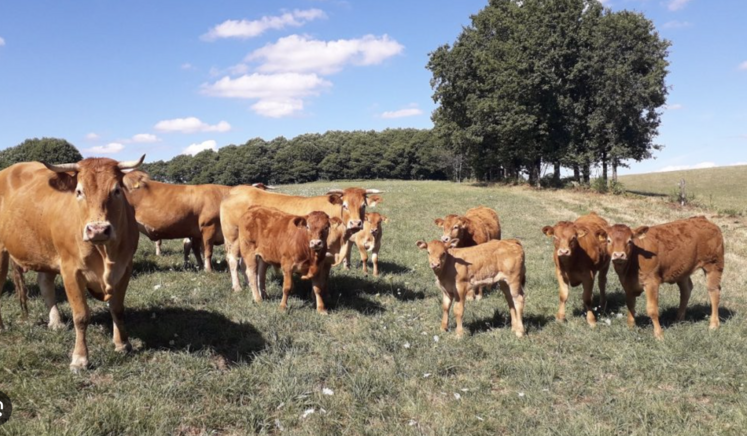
left=322, top=388, right=334, bottom=396
left=301, top=408, right=315, bottom=419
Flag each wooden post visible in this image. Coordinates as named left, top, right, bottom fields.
left=679, top=179, right=686, bottom=206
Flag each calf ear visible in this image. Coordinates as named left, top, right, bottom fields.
left=595, top=229, right=608, bottom=243
left=434, top=218, right=444, bottom=227
left=416, top=240, right=428, bottom=250
left=633, top=226, right=650, bottom=239
left=381, top=214, right=389, bottom=224
left=368, top=194, right=383, bottom=207
left=542, top=225, right=554, bottom=237
left=330, top=217, right=343, bottom=227
left=576, top=228, right=588, bottom=238
left=327, top=193, right=343, bottom=205
left=293, top=217, right=308, bottom=228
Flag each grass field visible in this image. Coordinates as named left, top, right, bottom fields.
left=619, top=165, right=747, bottom=215
left=1, top=180, right=747, bottom=435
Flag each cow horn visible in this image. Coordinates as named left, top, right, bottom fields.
left=365, top=189, right=383, bottom=194
left=42, top=162, right=80, bottom=173
left=326, top=189, right=344, bottom=195
left=118, top=154, right=146, bottom=170
left=264, top=185, right=277, bottom=190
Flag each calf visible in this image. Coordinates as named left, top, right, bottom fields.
left=606, top=216, right=724, bottom=338
left=542, top=212, right=610, bottom=327
left=238, top=206, right=331, bottom=314
left=416, top=239, right=526, bottom=337
left=348, top=212, right=388, bottom=276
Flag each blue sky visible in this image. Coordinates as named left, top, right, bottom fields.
left=0, top=0, right=744, bottom=175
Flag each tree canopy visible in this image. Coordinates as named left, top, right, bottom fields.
left=0, top=137, right=83, bottom=170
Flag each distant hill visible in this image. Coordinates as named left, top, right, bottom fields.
left=619, top=165, right=747, bottom=214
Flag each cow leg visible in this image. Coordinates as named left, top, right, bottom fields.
left=555, top=270, right=571, bottom=322
left=226, top=239, right=242, bottom=292
left=582, top=275, right=597, bottom=327
left=644, top=282, right=663, bottom=339
left=11, top=262, right=28, bottom=320
left=182, top=238, right=192, bottom=265
left=598, top=266, right=608, bottom=313
left=279, top=266, right=294, bottom=311
left=440, top=292, right=453, bottom=332
left=61, top=267, right=91, bottom=371
left=190, top=237, right=205, bottom=270
left=202, top=234, right=214, bottom=273
left=109, top=265, right=132, bottom=353
left=312, top=273, right=328, bottom=315
left=500, top=280, right=525, bottom=338
left=358, top=244, right=369, bottom=275
left=675, top=277, right=693, bottom=322
left=705, top=265, right=723, bottom=330
left=625, top=290, right=637, bottom=328
left=39, top=272, right=65, bottom=330
left=155, top=240, right=162, bottom=256
left=0, top=250, right=8, bottom=329
left=341, top=240, right=353, bottom=270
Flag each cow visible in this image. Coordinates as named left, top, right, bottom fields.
left=434, top=206, right=501, bottom=300
left=542, top=212, right=611, bottom=327
left=123, top=171, right=235, bottom=271
left=606, top=216, right=724, bottom=339
left=220, top=186, right=382, bottom=292
left=0, top=156, right=144, bottom=371
left=238, top=206, right=331, bottom=313
left=416, top=238, right=526, bottom=338
left=347, top=212, right=387, bottom=276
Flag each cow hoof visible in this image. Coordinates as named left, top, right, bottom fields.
left=514, top=330, right=525, bottom=338
left=69, top=357, right=89, bottom=373
left=317, top=310, right=329, bottom=316
left=232, top=287, right=242, bottom=293
left=49, top=320, right=66, bottom=331
left=555, top=316, right=566, bottom=323
left=115, top=342, right=132, bottom=353
left=709, top=324, right=720, bottom=331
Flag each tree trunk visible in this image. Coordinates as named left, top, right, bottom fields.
left=601, top=152, right=608, bottom=185
left=553, top=161, right=561, bottom=185
left=612, top=160, right=618, bottom=183
left=582, top=162, right=590, bottom=184
left=573, top=164, right=580, bottom=183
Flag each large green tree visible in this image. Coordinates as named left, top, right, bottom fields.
left=0, top=137, right=83, bottom=169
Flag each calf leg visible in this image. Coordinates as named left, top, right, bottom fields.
left=39, top=272, right=65, bottom=330
left=582, top=274, right=597, bottom=327
left=454, top=283, right=469, bottom=337
left=242, top=251, right=262, bottom=303
left=279, top=266, right=294, bottom=311
left=644, top=282, right=663, bottom=339
left=675, top=277, right=693, bottom=322
left=555, top=270, right=571, bottom=322
left=312, top=273, right=328, bottom=315
left=372, top=251, right=379, bottom=277
left=705, top=265, right=723, bottom=330
left=226, top=239, right=242, bottom=292
left=11, top=262, right=28, bottom=320
left=500, top=280, right=525, bottom=338
left=155, top=240, right=162, bottom=256
left=440, top=292, right=453, bottom=332
left=358, top=244, right=369, bottom=275
left=257, top=259, right=269, bottom=300
left=625, top=291, right=637, bottom=329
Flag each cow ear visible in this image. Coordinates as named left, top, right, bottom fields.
left=576, top=228, right=588, bottom=239
left=595, top=229, right=608, bottom=243
left=449, top=238, right=460, bottom=248
left=293, top=217, right=307, bottom=228
left=327, top=193, right=343, bottom=205
left=368, top=194, right=383, bottom=207
left=416, top=240, right=428, bottom=250
left=542, top=226, right=554, bottom=237
left=434, top=218, right=444, bottom=227
left=381, top=215, right=389, bottom=224
left=634, top=226, right=649, bottom=239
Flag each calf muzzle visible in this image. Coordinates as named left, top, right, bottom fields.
left=309, top=239, right=324, bottom=251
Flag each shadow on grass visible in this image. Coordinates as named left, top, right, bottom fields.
left=344, top=260, right=412, bottom=276
left=467, top=308, right=553, bottom=335
left=92, top=307, right=266, bottom=365
left=654, top=304, right=735, bottom=328
left=132, top=258, right=229, bottom=276
left=571, top=290, right=628, bottom=318
left=627, top=190, right=667, bottom=198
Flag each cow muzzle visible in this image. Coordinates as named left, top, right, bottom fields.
left=84, top=222, right=113, bottom=243
left=309, top=239, right=324, bottom=251
left=557, top=248, right=571, bottom=257
left=611, top=252, right=627, bottom=262
left=440, top=236, right=451, bottom=243
left=348, top=220, right=363, bottom=230
left=430, top=262, right=441, bottom=270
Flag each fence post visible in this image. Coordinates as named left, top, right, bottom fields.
left=679, top=179, right=686, bottom=206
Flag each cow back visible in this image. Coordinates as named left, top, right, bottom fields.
left=463, top=206, right=501, bottom=244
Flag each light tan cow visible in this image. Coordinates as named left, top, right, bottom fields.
left=0, top=156, right=143, bottom=371
left=347, top=212, right=387, bottom=276
left=416, top=239, right=526, bottom=338
left=542, top=212, right=610, bottom=327
left=220, top=186, right=381, bottom=292
left=606, top=216, right=724, bottom=338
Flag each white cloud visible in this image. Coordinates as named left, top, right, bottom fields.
left=664, top=103, right=684, bottom=110
left=131, top=133, right=161, bottom=143
left=183, top=140, right=218, bottom=156
left=662, top=20, right=692, bottom=29
left=86, top=143, right=124, bottom=154
left=656, top=161, right=716, bottom=172
left=247, top=34, right=404, bottom=75
left=0, top=37, right=5, bottom=46
left=380, top=106, right=423, bottom=119
left=202, top=9, right=326, bottom=41
left=181, top=63, right=195, bottom=70
left=154, top=117, right=231, bottom=133
left=738, top=61, right=747, bottom=71
left=202, top=73, right=331, bottom=117
left=85, top=132, right=100, bottom=141
left=668, top=0, right=692, bottom=11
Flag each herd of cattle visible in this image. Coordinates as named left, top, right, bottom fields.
left=0, top=156, right=726, bottom=371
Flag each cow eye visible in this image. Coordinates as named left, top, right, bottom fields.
left=627, top=239, right=633, bottom=244
left=76, top=188, right=84, bottom=198
left=607, top=238, right=612, bottom=244
left=453, top=225, right=459, bottom=230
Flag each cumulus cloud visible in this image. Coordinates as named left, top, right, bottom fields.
left=85, top=132, right=100, bottom=141
left=656, top=161, right=716, bottom=172
left=202, top=9, right=326, bottom=41
left=202, top=73, right=331, bottom=117
left=181, top=63, right=195, bottom=70
left=247, top=34, right=404, bottom=75
left=0, top=37, right=5, bottom=46
left=663, top=21, right=692, bottom=29
left=380, top=105, right=423, bottom=119
left=131, top=133, right=161, bottom=143
left=668, top=0, right=692, bottom=11
left=664, top=103, right=684, bottom=110
left=86, top=143, right=124, bottom=154
left=183, top=140, right=218, bottom=156
left=154, top=117, right=231, bottom=133
left=738, top=61, right=747, bottom=71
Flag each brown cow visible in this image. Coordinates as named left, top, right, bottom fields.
left=606, top=216, right=724, bottom=339
left=238, top=206, right=331, bottom=313
left=0, top=156, right=143, bottom=371
left=220, top=186, right=381, bottom=292
left=435, top=206, right=502, bottom=300
left=123, top=171, right=232, bottom=271
left=542, top=212, right=610, bottom=327
left=347, top=212, right=387, bottom=276
left=416, top=239, right=526, bottom=338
